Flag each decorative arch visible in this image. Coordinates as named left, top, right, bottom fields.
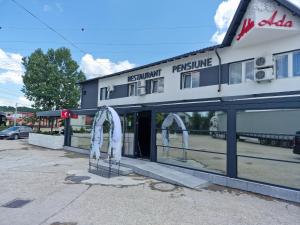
left=90, top=106, right=122, bottom=162
left=161, top=113, right=189, bottom=149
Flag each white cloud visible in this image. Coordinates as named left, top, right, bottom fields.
left=80, top=54, right=136, bottom=79
left=289, top=0, right=300, bottom=7
left=0, top=48, right=32, bottom=107
left=211, top=0, right=300, bottom=44
left=211, top=0, right=240, bottom=44
left=0, top=70, right=23, bottom=85
left=0, top=95, right=32, bottom=107
left=0, top=48, right=24, bottom=85
left=18, top=96, right=33, bottom=107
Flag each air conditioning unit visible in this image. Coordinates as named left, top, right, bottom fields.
left=255, top=56, right=274, bottom=69
left=137, top=87, right=146, bottom=96
left=137, top=80, right=146, bottom=87
left=254, top=67, right=275, bottom=82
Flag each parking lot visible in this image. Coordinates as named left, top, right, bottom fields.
left=0, top=140, right=299, bottom=225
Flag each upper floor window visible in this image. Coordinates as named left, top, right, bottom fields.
left=100, top=87, right=108, bottom=100
left=275, top=54, right=288, bottom=79
left=181, top=71, right=200, bottom=89
left=293, top=51, right=300, bottom=77
left=229, top=60, right=254, bottom=84
left=245, top=61, right=254, bottom=81
left=128, top=83, right=137, bottom=96
left=229, top=62, right=242, bottom=84
left=150, top=78, right=164, bottom=93
left=152, top=79, right=158, bottom=93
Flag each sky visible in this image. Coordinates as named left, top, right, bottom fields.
left=0, top=0, right=299, bottom=107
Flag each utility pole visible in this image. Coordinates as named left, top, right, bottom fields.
left=14, top=103, right=18, bottom=126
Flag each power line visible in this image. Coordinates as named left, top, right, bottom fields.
left=0, top=47, right=202, bottom=56
left=5, top=0, right=126, bottom=77
left=0, top=40, right=211, bottom=46
left=1, top=25, right=215, bottom=31
left=10, top=0, right=86, bottom=54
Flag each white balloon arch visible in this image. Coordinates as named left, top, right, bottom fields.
left=161, top=113, right=189, bottom=149
left=90, top=106, right=122, bottom=162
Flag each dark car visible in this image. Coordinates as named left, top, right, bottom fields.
left=0, top=126, right=33, bottom=140
left=293, top=131, right=300, bottom=154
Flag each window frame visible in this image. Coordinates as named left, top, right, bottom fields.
left=128, top=82, right=137, bottom=97
left=293, top=51, right=300, bottom=77
left=150, top=77, right=164, bottom=94
left=229, top=61, right=243, bottom=85
left=181, top=70, right=200, bottom=89
left=275, top=53, right=289, bottom=79
left=151, top=79, right=159, bottom=93
left=229, top=59, right=254, bottom=85
left=100, top=87, right=108, bottom=101
left=245, top=60, right=255, bottom=82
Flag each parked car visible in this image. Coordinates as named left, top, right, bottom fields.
left=293, top=131, right=300, bottom=154
left=0, top=126, right=33, bottom=140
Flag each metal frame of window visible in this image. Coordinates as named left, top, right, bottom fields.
left=151, top=79, right=158, bottom=93
left=275, top=53, right=289, bottom=79
left=181, top=70, right=200, bottom=89
left=293, top=50, right=300, bottom=77
left=229, top=59, right=254, bottom=84
left=150, top=77, right=164, bottom=94
left=128, top=82, right=137, bottom=96
left=150, top=96, right=300, bottom=191
left=100, top=87, right=108, bottom=100
left=63, top=95, right=300, bottom=191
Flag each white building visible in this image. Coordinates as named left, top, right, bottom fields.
left=44, top=0, right=300, bottom=200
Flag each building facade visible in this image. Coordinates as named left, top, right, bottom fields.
left=64, top=0, right=300, bottom=193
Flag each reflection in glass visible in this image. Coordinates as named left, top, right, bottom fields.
left=122, top=113, right=135, bottom=156
left=237, top=109, right=300, bottom=189
left=70, top=115, right=94, bottom=150
left=156, top=111, right=227, bottom=174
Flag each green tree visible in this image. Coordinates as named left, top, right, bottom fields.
left=22, top=48, right=86, bottom=110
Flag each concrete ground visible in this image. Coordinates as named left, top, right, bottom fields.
left=0, top=140, right=299, bottom=225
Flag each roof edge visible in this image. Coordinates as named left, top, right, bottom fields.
left=80, top=44, right=221, bottom=84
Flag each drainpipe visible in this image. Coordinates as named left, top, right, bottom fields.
left=215, top=48, right=222, bottom=92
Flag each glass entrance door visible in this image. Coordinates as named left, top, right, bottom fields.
left=121, top=113, right=135, bottom=157
left=136, top=111, right=152, bottom=159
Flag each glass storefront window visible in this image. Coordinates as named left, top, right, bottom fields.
left=156, top=111, right=227, bottom=174
left=236, top=109, right=300, bottom=189
left=70, top=115, right=94, bottom=150
left=122, top=113, right=135, bottom=156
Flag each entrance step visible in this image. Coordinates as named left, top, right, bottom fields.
left=120, top=158, right=209, bottom=189
left=89, top=160, right=133, bottom=176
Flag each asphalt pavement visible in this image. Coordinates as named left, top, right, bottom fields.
left=0, top=140, right=299, bottom=225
